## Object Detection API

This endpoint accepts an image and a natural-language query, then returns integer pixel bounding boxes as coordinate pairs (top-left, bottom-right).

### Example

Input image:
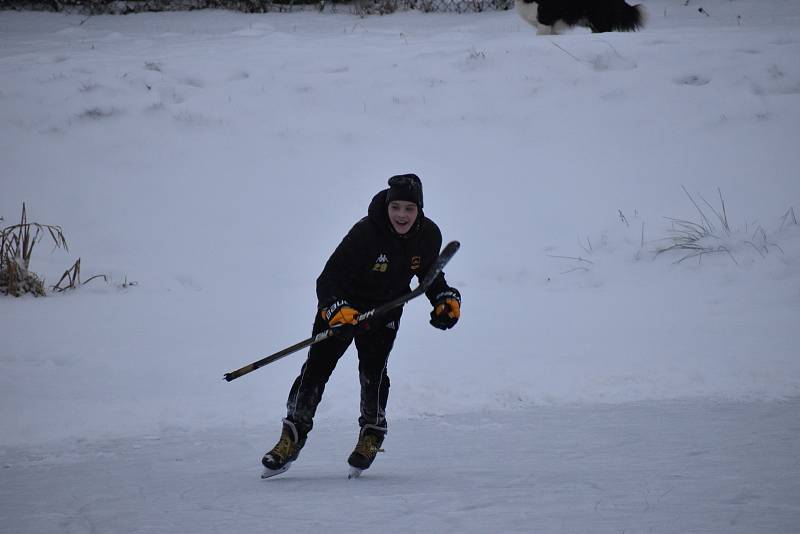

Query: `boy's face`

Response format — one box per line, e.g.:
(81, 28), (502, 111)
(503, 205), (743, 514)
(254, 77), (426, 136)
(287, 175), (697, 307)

(387, 200), (419, 235)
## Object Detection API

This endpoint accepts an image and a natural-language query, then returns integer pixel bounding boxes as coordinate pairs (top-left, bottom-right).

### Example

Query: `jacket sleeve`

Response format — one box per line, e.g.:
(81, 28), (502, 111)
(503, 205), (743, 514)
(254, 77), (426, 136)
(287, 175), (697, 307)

(421, 222), (459, 305)
(316, 221), (369, 309)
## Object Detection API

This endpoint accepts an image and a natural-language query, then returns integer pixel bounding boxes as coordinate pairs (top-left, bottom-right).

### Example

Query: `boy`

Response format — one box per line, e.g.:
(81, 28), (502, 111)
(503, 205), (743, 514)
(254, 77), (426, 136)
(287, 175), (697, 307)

(262, 174), (461, 478)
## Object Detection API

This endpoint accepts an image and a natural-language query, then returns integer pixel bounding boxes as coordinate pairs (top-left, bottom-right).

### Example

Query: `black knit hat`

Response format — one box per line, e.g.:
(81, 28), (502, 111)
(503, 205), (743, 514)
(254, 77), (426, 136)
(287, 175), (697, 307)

(386, 174), (423, 208)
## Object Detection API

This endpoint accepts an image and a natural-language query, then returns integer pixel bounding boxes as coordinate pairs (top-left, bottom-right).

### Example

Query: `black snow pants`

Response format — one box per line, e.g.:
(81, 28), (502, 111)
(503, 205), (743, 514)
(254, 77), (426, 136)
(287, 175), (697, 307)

(285, 312), (399, 440)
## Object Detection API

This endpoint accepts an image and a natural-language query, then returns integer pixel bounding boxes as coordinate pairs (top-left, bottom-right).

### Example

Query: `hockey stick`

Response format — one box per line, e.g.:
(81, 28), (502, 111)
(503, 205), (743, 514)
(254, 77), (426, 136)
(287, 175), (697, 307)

(223, 240), (460, 382)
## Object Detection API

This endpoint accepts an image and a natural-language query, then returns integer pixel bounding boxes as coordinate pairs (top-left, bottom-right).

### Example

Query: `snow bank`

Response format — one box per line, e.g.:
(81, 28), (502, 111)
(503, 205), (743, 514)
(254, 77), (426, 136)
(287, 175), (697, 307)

(1, 0), (799, 447)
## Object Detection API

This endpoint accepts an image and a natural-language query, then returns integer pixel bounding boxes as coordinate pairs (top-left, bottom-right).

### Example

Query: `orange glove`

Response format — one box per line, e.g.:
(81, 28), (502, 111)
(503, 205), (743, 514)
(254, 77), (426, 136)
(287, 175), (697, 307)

(322, 300), (360, 340)
(430, 289), (461, 330)
(322, 300), (359, 326)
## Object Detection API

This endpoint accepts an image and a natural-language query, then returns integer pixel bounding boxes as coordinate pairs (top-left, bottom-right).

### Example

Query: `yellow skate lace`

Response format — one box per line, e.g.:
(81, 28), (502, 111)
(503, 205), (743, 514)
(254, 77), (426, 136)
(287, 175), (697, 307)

(270, 433), (296, 461)
(354, 434), (385, 458)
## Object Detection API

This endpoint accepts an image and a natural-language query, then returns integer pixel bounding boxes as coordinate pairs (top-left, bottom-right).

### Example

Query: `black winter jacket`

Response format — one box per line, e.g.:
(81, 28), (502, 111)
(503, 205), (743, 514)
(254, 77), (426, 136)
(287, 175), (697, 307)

(316, 189), (455, 318)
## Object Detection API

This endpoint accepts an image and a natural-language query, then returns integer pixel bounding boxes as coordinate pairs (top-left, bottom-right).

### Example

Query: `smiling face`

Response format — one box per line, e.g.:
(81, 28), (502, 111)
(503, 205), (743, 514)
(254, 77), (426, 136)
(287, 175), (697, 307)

(387, 200), (419, 235)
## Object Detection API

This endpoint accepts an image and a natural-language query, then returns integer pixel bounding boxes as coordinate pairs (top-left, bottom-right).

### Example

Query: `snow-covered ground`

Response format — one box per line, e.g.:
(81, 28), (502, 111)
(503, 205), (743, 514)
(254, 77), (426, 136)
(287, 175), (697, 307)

(1, 1), (799, 531)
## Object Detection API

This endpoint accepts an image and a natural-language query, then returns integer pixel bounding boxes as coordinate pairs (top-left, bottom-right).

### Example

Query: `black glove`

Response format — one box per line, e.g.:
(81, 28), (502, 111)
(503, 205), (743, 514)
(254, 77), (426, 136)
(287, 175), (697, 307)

(321, 299), (360, 341)
(429, 289), (461, 330)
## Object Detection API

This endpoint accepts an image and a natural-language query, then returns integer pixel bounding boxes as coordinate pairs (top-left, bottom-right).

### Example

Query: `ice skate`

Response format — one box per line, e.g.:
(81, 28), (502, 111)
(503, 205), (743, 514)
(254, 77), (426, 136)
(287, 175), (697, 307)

(261, 420), (305, 479)
(347, 428), (384, 478)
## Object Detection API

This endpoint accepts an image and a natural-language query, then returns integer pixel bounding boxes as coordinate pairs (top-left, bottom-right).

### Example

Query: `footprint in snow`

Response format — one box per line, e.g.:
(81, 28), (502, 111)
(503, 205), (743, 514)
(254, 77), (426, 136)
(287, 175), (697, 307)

(675, 74), (710, 87)
(228, 70), (250, 82)
(180, 77), (205, 88)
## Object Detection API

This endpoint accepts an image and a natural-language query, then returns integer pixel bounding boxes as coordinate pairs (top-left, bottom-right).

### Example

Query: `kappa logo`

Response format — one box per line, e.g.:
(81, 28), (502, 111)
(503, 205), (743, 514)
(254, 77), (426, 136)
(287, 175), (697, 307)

(372, 253), (389, 273)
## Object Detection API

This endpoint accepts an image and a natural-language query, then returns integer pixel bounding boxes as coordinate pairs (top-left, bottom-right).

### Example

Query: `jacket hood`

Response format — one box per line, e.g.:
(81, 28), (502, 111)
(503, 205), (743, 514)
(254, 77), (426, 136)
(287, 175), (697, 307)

(368, 189), (424, 238)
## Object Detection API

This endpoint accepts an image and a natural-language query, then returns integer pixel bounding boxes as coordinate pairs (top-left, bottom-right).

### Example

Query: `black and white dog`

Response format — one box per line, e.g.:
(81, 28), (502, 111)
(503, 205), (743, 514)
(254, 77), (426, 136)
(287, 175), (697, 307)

(515, 0), (645, 35)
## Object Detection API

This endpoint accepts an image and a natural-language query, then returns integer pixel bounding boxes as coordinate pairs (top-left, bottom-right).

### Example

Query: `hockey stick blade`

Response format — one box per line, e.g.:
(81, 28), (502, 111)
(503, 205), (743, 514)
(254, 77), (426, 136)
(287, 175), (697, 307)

(223, 240), (460, 382)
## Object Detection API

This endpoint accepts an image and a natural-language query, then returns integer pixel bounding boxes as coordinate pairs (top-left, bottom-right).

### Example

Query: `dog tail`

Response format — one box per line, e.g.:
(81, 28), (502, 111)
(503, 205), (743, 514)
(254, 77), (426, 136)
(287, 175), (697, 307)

(612, 2), (646, 32)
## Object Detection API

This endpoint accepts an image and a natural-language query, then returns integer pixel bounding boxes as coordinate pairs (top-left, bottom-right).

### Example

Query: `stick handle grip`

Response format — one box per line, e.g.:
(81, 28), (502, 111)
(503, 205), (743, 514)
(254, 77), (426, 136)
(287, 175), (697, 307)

(223, 364), (257, 382)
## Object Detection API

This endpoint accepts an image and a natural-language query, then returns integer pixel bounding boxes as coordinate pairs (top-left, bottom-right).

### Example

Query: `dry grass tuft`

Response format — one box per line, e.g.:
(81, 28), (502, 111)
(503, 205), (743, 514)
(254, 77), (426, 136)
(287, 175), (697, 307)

(780, 207), (797, 230)
(2, 204), (113, 297)
(654, 187), (788, 265)
(52, 258), (108, 292)
(1, 203), (68, 297)
(654, 187), (737, 264)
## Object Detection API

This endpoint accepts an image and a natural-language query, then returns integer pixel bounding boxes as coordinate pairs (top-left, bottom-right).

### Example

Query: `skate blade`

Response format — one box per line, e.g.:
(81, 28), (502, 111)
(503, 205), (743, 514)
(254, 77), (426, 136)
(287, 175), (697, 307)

(347, 466), (363, 479)
(261, 463), (291, 479)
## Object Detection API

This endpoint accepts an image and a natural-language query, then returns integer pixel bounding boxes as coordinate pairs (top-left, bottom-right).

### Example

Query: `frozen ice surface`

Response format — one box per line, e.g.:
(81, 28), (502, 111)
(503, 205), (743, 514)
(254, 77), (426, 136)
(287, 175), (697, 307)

(2, 400), (798, 533)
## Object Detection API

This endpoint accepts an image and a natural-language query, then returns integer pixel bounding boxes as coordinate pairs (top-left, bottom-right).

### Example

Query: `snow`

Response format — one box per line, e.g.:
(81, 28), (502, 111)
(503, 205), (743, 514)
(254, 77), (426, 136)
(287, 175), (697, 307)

(1, 1), (799, 531)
